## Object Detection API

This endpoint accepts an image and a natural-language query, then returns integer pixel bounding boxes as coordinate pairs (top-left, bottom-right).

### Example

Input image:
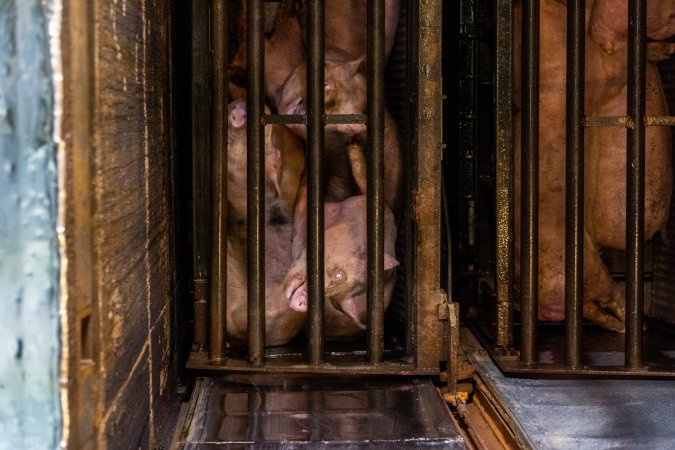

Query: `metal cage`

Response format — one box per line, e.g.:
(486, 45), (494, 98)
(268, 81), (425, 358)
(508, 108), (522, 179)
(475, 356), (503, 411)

(453, 0), (675, 377)
(186, 0), (453, 381)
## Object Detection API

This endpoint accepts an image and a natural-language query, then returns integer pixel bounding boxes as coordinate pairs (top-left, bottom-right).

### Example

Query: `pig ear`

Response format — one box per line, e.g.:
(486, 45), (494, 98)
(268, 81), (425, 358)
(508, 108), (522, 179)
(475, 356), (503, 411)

(344, 55), (366, 76)
(339, 297), (367, 330)
(264, 130), (282, 197)
(356, 244), (367, 261)
(324, 202), (343, 227)
(384, 252), (400, 271)
(356, 247), (399, 270)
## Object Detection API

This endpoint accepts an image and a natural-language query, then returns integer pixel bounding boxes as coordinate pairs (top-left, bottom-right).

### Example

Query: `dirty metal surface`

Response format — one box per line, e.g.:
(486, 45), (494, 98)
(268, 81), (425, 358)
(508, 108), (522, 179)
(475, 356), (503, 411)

(175, 377), (466, 449)
(475, 321), (675, 377)
(464, 331), (675, 450)
(187, 333), (440, 375)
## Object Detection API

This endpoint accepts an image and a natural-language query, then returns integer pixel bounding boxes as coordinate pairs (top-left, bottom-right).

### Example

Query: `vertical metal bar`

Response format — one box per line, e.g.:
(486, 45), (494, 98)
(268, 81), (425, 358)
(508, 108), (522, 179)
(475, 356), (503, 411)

(306, 0), (325, 365)
(192, 0), (210, 350)
(247, 0), (265, 365)
(495, 0), (514, 349)
(520, 0), (539, 365)
(367, 0), (386, 364)
(404, 0), (416, 362)
(626, 0), (646, 369)
(193, 284), (208, 351)
(209, 0), (228, 361)
(564, 0), (585, 369)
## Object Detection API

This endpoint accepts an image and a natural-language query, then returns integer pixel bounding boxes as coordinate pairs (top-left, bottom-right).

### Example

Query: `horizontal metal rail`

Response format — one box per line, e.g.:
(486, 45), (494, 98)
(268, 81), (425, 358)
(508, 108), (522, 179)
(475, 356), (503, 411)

(584, 115), (675, 128)
(265, 113), (366, 125)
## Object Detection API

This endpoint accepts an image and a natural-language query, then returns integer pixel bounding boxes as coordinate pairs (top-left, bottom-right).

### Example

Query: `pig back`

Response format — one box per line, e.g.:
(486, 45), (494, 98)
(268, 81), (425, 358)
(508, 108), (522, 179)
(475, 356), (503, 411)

(296, 0), (400, 61)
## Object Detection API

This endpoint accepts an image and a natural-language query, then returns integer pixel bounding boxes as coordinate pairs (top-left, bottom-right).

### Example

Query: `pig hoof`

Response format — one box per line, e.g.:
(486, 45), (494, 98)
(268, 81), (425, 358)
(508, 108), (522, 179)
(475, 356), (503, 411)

(647, 42), (675, 62)
(583, 301), (625, 333)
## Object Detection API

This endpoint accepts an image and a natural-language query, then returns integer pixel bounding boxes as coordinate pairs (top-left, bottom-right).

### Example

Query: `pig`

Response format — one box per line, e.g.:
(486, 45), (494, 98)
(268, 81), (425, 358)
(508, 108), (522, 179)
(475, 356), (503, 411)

(276, 49), (404, 214)
(513, 0), (673, 332)
(283, 138), (399, 341)
(283, 194), (399, 341)
(228, 0), (305, 106)
(296, 0), (401, 61)
(225, 100), (308, 346)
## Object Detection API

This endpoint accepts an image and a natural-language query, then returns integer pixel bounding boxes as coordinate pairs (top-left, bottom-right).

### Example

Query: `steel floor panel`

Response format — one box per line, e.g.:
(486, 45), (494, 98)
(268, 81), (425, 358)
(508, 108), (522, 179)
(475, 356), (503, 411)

(463, 330), (675, 449)
(174, 377), (466, 449)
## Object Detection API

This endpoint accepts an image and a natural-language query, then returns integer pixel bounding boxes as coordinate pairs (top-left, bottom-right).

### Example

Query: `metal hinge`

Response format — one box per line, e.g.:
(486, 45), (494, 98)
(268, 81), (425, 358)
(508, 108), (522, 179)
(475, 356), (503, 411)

(437, 294), (460, 398)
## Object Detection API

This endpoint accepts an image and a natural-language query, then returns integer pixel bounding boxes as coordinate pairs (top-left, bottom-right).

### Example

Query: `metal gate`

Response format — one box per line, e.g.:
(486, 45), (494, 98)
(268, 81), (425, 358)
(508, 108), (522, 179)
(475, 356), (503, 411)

(452, 0), (675, 377)
(186, 0), (453, 382)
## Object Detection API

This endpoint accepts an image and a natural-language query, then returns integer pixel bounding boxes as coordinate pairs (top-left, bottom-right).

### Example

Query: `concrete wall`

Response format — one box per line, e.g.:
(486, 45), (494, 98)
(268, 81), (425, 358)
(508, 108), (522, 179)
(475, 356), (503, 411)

(0, 1), (61, 448)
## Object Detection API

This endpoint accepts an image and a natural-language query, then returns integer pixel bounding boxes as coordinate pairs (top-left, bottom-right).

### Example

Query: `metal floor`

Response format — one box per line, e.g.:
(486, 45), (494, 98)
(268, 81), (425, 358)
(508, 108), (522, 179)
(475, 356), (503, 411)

(174, 376), (466, 449)
(463, 330), (675, 450)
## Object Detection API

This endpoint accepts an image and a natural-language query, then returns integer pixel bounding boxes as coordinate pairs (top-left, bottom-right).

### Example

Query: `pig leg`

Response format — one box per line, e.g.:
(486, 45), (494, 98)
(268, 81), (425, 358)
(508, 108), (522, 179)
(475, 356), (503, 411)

(347, 135), (367, 195)
(291, 175), (308, 260)
(583, 232), (626, 333)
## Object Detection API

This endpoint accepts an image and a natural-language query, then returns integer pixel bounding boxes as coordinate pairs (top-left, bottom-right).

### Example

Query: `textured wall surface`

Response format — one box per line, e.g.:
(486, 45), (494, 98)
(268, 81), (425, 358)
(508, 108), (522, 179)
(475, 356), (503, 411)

(0, 1), (61, 449)
(59, 0), (179, 448)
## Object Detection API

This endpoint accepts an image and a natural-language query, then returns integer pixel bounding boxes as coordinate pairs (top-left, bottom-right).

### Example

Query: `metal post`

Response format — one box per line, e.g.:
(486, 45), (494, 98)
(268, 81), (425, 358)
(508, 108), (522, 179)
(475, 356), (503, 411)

(564, 0), (585, 369)
(367, 0), (386, 364)
(495, 0), (514, 349)
(209, 0), (228, 362)
(306, 0), (326, 365)
(520, 0), (539, 365)
(247, 0), (265, 365)
(626, 0), (646, 369)
(192, 0), (210, 351)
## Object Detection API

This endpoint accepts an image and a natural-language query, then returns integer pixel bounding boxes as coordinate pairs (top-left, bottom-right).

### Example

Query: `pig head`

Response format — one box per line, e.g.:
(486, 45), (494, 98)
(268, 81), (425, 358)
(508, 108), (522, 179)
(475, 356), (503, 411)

(277, 49), (404, 214)
(283, 195), (399, 341)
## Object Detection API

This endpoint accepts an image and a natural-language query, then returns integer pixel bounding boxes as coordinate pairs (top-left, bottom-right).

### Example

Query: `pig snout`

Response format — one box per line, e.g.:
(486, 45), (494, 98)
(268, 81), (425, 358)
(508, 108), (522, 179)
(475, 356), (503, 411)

(284, 272), (308, 312)
(229, 102), (247, 128)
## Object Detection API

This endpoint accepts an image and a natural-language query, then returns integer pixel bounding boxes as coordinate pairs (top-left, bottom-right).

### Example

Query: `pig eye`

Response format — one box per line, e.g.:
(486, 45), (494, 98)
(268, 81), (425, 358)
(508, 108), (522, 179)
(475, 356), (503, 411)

(333, 270), (346, 282)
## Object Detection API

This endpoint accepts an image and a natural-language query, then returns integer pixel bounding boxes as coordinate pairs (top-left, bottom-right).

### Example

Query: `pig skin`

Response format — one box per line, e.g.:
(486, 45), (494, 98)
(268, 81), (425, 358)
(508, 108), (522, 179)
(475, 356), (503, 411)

(225, 101), (308, 346)
(228, 0), (305, 107)
(590, 0), (675, 54)
(295, 0), (401, 61)
(514, 0), (673, 332)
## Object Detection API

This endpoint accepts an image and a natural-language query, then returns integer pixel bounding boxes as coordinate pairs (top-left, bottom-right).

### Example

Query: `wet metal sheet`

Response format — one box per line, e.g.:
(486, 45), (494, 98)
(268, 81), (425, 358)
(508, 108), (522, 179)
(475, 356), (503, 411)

(464, 335), (675, 450)
(175, 377), (465, 449)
